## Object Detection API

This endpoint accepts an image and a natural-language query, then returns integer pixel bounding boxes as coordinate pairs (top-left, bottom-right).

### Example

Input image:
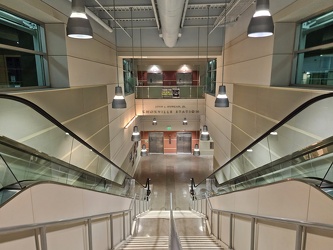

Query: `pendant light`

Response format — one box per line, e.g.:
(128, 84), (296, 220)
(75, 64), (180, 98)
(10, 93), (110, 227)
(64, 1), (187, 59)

(152, 118), (157, 125)
(247, 0), (274, 38)
(193, 27), (201, 157)
(183, 118), (188, 125)
(131, 125), (141, 141)
(112, 0), (127, 109)
(193, 144), (200, 156)
(215, 6), (229, 108)
(141, 144), (148, 156)
(66, 0), (93, 39)
(200, 125), (210, 141)
(139, 28), (147, 156)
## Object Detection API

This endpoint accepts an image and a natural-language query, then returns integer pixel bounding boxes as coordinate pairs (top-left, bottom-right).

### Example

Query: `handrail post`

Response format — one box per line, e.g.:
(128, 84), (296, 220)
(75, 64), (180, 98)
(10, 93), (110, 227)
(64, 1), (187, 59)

(40, 226), (48, 250)
(122, 212), (126, 240)
(88, 219), (93, 250)
(295, 225), (303, 250)
(229, 214), (233, 249)
(217, 211), (220, 240)
(110, 215), (114, 249)
(250, 218), (256, 250)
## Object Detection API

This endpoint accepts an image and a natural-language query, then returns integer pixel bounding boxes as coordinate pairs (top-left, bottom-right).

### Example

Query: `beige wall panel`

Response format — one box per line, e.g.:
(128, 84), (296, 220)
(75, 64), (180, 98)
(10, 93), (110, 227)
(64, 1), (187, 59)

(0, 231), (36, 250)
(271, 54), (294, 86)
(67, 57), (115, 87)
(48, 56), (70, 87)
(233, 217), (252, 250)
(66, 37), (114, 66)
(88, 126), (110, 154)
(31, 184), (85, 223)
(234, 187), (259, 214)
(257, 181), (310, 220)
(226, 56), (273, 85)
(0, 189), (34, 227)
(307, 187), (333, 224)
(305, 228), (333, 250)
(91, 221), (110, 250)
(257, 222), (296, 250)
(213, 142), (229, 170)
(220, 213), (231, 246)
(205, 93), (232, 121)
(210, 192), (235, 212)
(231, 124), (254, 152)
(45, 23), (67, 56)
(47, 224), (86, 250)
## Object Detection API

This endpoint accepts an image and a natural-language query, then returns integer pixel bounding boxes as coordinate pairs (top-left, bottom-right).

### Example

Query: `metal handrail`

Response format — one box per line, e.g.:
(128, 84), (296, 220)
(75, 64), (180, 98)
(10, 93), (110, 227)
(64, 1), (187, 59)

(169, 193), (182, 250)
(191, 191), (333, 250)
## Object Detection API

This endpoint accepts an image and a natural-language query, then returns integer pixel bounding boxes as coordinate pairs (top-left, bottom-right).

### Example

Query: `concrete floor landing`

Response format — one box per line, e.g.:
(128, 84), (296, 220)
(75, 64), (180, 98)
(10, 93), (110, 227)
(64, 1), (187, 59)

(134, 154), (214, 210)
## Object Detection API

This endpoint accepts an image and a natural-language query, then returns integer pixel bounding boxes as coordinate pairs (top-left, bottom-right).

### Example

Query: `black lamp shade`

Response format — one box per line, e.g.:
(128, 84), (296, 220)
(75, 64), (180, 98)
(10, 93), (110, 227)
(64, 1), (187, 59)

(215, 85), (229, 107)
(131, 126), (141, 141)
(67, 17), (93, 39)
(200, 125), (210, 141)
(141, 144), (148, 156)
(247, 15), (274, 37)
(183, 118), (188, 125)
(152, 118), (157, 125)
(112, 86), (127, 109)
(193, 144), (200, 156)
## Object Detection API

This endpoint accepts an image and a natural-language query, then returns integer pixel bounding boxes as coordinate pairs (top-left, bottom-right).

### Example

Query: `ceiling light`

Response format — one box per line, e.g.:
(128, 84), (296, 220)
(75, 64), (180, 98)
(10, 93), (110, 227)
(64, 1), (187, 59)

(193, 144), (200, 156)
(247, 148), (253, 152)
(200, 125), (210, 141)
(66, 0), (93, 39)
(247, 0), (274, 38)
(131, 126), (141, 141)
(270, 131), (278, 135)
(215, 85), (229, 107)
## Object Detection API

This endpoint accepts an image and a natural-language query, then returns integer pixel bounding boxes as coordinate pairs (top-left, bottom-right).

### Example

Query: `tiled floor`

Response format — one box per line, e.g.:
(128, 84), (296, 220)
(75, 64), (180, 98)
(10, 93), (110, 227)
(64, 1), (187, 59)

(134, 154), (214, 210)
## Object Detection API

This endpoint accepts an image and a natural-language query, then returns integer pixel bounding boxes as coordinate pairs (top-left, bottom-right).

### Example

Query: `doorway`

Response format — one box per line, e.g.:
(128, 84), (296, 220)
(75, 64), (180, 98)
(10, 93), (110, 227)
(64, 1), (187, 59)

(177, 132), (192, 154)
(149, 132), (164, 154)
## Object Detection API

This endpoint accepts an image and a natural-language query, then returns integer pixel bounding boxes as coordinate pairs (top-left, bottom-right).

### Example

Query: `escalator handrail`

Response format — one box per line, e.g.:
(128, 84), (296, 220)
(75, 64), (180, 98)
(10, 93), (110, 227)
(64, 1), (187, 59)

(0, 94), (144, 187)
(196, 91), (333, 187)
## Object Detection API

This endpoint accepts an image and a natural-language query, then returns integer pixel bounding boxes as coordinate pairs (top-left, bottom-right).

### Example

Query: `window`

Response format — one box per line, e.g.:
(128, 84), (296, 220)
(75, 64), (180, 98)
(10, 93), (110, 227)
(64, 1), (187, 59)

(123, 59), (136, 95)
(0, 9), (48, 88)
(205, 59), (216, 95)
(294, 10), (333, 86)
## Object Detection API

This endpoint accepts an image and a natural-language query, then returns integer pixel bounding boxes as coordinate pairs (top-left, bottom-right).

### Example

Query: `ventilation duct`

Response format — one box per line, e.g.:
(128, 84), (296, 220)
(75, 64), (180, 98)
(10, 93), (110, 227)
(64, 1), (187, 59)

(156, 0), (186, 47)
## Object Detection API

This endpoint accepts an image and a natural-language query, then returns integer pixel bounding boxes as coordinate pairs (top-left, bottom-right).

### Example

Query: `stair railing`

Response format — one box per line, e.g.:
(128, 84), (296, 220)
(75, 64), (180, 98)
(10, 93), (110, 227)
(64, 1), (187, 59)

(169, 192), (182, 250)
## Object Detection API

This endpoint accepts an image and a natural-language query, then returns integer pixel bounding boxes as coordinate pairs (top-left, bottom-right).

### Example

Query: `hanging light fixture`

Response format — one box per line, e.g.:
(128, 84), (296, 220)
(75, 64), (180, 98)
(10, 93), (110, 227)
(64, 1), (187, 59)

(200, 125), (210, 141)
(138, 28), (148, 156)
(193, 27), (201, 157)
(152, 118), (157, 125)
(193, 144), (200, 156)
(247, 0), (274, 38)
(131, 126), (141, 141)
(215, 6), (229, 108)
(141, 144), (148, 156)
(112, 0), (127, 109)
(66, 0), (93, 39)
(183, 118), (188, 125)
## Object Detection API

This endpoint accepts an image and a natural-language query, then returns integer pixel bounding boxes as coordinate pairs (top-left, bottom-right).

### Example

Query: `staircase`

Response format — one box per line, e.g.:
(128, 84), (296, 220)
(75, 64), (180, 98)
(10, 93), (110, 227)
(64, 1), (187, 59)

(180, 236), (223, 249)
(120, 236), (168, 249)
(119, 210), (224, 250)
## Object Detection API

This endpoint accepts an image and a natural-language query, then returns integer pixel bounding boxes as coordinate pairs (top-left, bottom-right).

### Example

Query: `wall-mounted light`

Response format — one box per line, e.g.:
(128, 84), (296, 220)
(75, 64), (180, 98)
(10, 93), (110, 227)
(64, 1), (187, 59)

(66, 0), (93, 39)
(152, 118), (157, 125)
(200, 125), (210, 141)
(131, 126), (141, 141)
(148, 65), (161, 73)
(247, 0), (274, 38)
(183, 118), (188, 125)
(124, 115), (138, 129)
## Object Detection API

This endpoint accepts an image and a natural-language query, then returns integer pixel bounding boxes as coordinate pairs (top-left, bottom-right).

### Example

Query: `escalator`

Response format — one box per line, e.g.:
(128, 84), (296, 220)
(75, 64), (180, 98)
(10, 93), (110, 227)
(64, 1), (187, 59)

(192, 92), (333, 199)
(0, 94), (144, 207)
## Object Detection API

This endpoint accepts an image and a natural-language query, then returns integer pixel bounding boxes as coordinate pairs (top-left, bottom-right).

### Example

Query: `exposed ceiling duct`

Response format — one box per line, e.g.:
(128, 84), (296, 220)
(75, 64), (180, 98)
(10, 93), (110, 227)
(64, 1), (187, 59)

(156, 0), (186, 48)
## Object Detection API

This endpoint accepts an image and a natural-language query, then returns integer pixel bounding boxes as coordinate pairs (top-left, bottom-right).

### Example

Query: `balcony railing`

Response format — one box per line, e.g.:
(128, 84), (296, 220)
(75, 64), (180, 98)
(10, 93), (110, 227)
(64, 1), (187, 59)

(135, 86), (205, 99)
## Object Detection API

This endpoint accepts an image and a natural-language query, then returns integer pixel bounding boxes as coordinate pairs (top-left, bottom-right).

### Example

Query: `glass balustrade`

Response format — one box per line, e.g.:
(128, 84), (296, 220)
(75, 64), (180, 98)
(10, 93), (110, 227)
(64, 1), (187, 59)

(193, 93), (333, 198)
(135, 85), (205, 99)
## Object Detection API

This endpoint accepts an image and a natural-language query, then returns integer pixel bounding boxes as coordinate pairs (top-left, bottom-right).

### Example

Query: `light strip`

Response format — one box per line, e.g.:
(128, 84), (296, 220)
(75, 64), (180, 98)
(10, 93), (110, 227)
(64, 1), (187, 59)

(124, 115), (138, 129)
